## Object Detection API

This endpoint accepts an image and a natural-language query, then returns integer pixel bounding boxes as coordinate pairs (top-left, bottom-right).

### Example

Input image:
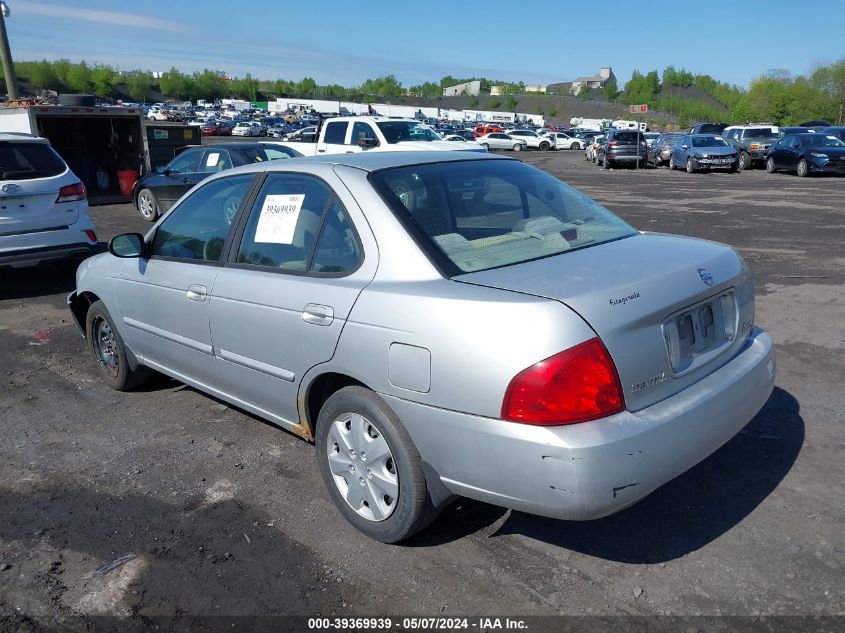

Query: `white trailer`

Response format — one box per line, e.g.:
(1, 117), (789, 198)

(0, 103), (149, 204)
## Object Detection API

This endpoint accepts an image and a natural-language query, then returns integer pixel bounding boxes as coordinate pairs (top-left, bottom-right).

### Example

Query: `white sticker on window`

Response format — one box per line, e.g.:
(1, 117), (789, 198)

(254, 194), (305, 244)
(205, 152), (220, 167)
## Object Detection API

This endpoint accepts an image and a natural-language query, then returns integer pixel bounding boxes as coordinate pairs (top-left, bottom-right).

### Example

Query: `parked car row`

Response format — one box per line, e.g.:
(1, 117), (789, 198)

(584, 123), (845, 176)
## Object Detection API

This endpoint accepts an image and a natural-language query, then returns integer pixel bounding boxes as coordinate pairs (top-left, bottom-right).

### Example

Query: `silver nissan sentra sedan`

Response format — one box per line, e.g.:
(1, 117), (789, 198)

(68, 151), (775, 543)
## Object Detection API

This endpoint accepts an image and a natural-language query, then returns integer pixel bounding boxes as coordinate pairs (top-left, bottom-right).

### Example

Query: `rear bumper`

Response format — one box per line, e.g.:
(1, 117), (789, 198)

(382, 328), (775, 520)
(0, 224), (97, 268)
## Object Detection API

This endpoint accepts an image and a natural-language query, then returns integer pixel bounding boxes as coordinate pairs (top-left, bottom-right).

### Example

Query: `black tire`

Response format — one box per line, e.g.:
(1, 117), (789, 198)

(538, 141), (550, 151)
(686, 157), (696, 174)
(513, 143), (523, 152)
(730, 160), (740, 173)
(739, 151), (752, 171)
(85, 300), (150, 391)
(571, 142), (580, 150)
(603, 157), (611, 169)
(58, 93), (96, 107)
(315, 386), (437, 543)
(796, 158), (809, 177)
(480, 142), (489, 150)
(766, 157), (776, 173)
(136, 188), (159, 222)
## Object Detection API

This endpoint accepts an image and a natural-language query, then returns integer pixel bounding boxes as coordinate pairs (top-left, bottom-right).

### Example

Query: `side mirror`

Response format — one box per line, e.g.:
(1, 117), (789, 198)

(681, 144), (689, 149)
(155, 165), (167, 174)
(357, 136), (378, 148)
(109, 233), (146, 258)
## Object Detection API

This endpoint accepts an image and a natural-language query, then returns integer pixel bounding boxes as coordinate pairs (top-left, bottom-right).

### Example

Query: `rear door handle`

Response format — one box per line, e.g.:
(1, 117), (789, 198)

(302, 303), (334, 326)
(186, 284), (208, 302)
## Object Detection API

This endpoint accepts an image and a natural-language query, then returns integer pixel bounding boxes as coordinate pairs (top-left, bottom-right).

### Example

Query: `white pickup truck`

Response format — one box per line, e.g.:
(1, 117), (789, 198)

(275, 116), (486, 156)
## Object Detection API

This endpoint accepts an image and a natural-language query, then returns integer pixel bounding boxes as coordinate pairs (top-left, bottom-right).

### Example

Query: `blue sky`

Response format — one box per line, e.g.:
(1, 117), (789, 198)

(7, 0), (845, 88)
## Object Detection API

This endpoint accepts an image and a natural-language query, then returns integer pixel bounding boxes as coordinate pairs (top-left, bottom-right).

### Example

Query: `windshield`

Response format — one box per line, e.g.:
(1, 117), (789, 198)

(804, 135), (845, 147)
(696, 124), (726, 134)
(370, 159), (637, 275)
(377, 121), (441, 143)
(0, 141), (67, 180)
(691, 136), (729, 147)
(745, 128), (776, 138)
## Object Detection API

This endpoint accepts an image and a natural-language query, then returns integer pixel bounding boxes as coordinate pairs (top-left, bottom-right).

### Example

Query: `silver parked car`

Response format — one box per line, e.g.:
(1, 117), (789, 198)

(475, 132), (527, 151)
(68, 152), (775, 543)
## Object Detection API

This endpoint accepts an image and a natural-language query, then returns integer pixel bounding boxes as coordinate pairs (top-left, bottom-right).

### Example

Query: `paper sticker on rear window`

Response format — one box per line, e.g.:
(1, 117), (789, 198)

(205, 152), (220, 167)
(254, 194), (304, 244)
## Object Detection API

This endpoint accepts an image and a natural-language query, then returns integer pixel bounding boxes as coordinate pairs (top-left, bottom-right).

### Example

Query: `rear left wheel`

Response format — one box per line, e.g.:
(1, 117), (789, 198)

(316, 387), (437, 543)
(85, 300), (150, 391)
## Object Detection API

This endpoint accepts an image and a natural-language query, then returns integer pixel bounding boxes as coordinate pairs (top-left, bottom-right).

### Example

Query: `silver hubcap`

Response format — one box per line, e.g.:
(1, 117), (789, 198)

(798, 161), (807, 176)
(327, 412), (398, 522)
(138, 192), (154, 219)
(93, 318), (119, 377)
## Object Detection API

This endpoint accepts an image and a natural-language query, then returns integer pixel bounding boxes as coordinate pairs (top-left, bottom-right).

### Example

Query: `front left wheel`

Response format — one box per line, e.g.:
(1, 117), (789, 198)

(796, 158), (809, 177)
(315, 386), (437, 543)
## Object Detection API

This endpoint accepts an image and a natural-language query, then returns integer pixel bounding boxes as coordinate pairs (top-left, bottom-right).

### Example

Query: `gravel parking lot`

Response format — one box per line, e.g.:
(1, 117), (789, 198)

(1, 147), (843, 628)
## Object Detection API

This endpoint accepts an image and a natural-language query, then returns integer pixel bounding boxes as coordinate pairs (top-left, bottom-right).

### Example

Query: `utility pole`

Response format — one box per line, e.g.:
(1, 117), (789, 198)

(0, 3), (17, 99)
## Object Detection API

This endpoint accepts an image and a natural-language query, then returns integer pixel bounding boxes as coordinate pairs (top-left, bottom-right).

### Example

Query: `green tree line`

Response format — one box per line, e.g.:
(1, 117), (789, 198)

(606, 62), (845, 126)
(5, 58), (844, 126)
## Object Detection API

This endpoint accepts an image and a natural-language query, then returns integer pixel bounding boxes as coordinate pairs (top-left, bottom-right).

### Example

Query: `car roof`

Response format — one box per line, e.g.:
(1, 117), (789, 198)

(217, 150), (509, 178)
(0, 132), (49, 143)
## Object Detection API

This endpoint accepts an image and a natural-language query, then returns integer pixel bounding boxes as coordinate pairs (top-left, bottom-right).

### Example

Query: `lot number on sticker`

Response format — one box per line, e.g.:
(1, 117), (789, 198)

(254, 194), (305, 244)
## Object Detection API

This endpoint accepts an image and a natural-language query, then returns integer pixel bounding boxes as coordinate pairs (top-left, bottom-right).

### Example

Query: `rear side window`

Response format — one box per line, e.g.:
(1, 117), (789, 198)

(234, 173), (362, 275)
(0, 141), (67, 180)
(323, 122), (347, 144)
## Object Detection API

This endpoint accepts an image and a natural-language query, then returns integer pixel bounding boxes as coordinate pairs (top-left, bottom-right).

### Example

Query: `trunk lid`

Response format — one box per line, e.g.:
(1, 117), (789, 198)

(454, 233), (754, 411)
(0, 176), (78, 233)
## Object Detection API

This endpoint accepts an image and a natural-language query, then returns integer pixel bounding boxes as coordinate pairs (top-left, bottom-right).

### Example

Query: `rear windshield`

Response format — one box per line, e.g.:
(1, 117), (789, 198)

(612, 132), (640, 142)
(370, 159), (637, 275)
(0, 141), (67, 180)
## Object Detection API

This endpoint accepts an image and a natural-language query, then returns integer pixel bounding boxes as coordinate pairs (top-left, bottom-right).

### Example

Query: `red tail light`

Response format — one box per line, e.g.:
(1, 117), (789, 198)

(56, 182), (86, 203)
(607, 141), (617, 147)
(84, 229), (97, 242)
(501, 338), (625, 426)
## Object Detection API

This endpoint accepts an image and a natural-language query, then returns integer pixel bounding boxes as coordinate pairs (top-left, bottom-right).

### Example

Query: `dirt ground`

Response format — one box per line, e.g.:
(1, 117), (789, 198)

(1, 149), (843, 632)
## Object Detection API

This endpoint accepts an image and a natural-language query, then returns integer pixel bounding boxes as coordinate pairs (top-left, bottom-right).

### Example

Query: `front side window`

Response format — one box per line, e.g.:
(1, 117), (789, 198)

(152, 174), (254, 262)
(370, 159), (636, 275)
(167, 149), (201, 174)
(376, 121), (440, 143)
(351, 122), (378, 146)
(235, 173), (361, 275)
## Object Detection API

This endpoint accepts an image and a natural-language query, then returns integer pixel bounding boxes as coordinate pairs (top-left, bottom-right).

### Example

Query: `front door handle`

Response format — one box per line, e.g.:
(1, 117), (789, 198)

(186, 284), (208, 302)
(302, 303), (334, 326)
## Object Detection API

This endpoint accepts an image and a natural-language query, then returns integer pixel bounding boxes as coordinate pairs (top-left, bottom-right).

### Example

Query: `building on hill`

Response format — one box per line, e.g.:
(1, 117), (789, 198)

(569, 67), (615, 95)
(442, 80), (482, 97)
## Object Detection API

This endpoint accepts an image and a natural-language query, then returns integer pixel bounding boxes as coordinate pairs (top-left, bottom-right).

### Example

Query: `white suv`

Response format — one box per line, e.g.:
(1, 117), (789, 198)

(0, 134), (97, 268)
(506, 129), (554, 150)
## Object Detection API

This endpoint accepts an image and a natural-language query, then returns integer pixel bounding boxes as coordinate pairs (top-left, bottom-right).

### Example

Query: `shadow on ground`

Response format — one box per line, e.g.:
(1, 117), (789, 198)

(0, 485), (350, 624)
(412, 387), (803, 562)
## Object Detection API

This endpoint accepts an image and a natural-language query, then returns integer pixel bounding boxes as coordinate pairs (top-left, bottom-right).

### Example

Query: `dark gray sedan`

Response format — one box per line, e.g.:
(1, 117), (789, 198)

(671, 135), (739, 173)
